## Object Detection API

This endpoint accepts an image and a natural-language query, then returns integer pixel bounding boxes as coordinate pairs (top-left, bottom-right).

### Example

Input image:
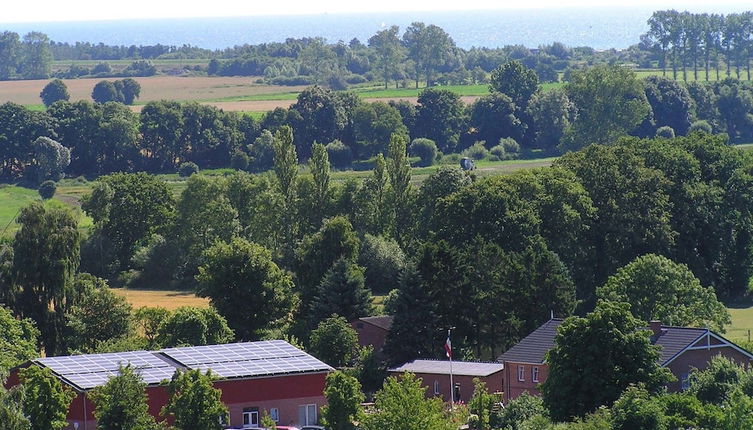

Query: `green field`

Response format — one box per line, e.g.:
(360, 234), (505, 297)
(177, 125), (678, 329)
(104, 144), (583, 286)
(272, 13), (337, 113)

(0, 184), (92, 237)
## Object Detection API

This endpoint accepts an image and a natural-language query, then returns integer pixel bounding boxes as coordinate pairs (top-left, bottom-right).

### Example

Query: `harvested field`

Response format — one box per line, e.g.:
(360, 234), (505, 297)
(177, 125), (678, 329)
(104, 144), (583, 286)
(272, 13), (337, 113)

(0, 76), (307, 106)
(112, 289), (209, 311)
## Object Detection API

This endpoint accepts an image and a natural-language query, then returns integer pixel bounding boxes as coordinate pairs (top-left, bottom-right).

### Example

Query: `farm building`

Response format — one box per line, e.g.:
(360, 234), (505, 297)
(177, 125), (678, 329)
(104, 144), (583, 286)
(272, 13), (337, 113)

(388, 359), (504, 403)
(351, 315), (393, 359)
(497, 318), (753, 403)
(6, 340), (332, 429)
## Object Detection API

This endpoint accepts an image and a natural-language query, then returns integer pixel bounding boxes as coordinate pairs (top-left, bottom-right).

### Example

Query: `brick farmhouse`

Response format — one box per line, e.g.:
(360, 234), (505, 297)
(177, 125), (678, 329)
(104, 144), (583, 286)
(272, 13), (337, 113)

(497, 318), (753, 403)
(7, 340), (332, 429)
(388, 359), (504, 403)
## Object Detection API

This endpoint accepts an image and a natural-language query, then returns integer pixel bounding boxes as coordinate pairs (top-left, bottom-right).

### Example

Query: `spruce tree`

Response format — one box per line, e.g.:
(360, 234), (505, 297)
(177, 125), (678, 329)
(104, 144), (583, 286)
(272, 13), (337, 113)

(311, 258), (374, 328)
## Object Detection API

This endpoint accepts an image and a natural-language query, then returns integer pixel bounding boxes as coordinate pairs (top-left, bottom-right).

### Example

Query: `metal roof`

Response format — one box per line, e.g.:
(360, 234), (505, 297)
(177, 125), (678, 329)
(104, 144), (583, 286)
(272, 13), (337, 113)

(34, 340), (332, 391)
(357, 316), (394, 331)
(389, 359), (504, 377)
(497, 319), (563, 364)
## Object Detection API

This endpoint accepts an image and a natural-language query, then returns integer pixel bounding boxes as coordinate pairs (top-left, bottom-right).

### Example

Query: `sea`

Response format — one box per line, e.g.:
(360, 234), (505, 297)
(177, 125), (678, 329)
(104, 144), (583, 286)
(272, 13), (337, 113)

(1, 6), (751, 51)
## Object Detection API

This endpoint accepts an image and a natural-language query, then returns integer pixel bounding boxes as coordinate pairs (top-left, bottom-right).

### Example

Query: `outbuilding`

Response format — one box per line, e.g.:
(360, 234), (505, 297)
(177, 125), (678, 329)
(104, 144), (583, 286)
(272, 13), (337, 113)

(7, 340), (332, 429)
(388, 359), (504, 403)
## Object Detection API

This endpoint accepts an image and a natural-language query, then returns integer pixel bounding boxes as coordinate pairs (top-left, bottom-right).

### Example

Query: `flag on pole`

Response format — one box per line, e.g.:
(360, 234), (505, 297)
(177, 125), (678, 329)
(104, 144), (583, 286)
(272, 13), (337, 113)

(445, 332), (452, 358)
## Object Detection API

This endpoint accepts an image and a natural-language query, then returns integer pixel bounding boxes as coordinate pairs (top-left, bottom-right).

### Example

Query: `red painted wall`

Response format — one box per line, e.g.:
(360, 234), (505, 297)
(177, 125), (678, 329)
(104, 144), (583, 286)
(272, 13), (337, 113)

(389, 371), (504, 404)
(352, 321), (389, 358)
(665, 346), (753, 392)
(502, 362), (548, 403)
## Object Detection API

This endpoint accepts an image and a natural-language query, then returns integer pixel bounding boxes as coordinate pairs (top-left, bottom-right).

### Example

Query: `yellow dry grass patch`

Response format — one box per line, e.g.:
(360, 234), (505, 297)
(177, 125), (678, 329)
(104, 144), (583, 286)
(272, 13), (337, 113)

(112, 288), (209, 311)
(0, 76), (308, 106)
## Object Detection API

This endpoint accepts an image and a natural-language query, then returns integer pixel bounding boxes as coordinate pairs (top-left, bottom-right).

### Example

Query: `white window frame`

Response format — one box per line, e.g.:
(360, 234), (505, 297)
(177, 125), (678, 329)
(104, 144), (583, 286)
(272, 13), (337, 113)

(300, 403), (318, 426)
(243, 409), (260, 428)
(532, 366), (539, 383)
(270, 407), (280, 423)
(434, 380), (440, 395)
(517, 365), (525, 382)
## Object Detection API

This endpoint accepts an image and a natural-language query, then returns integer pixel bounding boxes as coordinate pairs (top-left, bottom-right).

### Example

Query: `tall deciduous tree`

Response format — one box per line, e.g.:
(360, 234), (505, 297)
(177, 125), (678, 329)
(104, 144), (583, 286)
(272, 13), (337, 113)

(321, 371), (364, 430)
(369, 26), (403, 89)
(597, 254), (730, 332)
(20, 366), (75, 430)
(90, 365), (160, 430)
(0, 305), (38, 370)
(0, 31), (21, 80)
(157, 306), (234, 348)
(414, 88), (466, 153)
(12, 203), (79, 355)
(39, 79), (70, 107)
(0, 376), (29, 430)
(562, 65), (650, 151)
(273, 125), (299, 264)
(20, 32), (52, 79)
(489, 60), (540, 108)
(309, 315), (359, 368)
(309, 142), (331, 227)
(386, 134), (413, 245)
(196, 237), (295, 340)
(541, 301), (673, 421)
(362, 373), (453, 430)
(162, 369), (228, 430)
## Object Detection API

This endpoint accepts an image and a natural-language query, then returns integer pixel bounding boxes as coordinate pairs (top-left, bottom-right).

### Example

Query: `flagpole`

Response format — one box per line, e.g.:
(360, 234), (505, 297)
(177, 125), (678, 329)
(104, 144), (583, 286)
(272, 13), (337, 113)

(448, 328), (454, 408)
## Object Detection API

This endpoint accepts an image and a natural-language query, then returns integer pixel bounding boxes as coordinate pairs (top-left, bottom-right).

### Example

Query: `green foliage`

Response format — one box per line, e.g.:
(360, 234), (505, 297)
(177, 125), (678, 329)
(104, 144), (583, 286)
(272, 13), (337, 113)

(260, 411), (277, 429)
(90, 365), (160, 430)
(527, 87), (576, 152)
(468, 378), (494, 430)
(133, 306), (170, 349)
(415, 88), (466, 153)
(92, 80), (121, 104)
(655, 126), (675, 138)
(562, 65), (650, 151)
(157, 306), (234, 348)
(469, 93), (526, 145)
(65, 273), (134, 353)
(309, 142), (331, 226)
(461, 142), (489, 160)
(610, 385), (667, 430)
(658, 392), (723, 429)
(309, 315), (359, 367)
(196, 237), (295, 340)
(688, 355), (753, 405)
(386, 133), (413, 244)
(37, 180), (56, 199)
(409, 138), (438, 167)
(39, 79), (69, 107)
(541, 301), (673, 421)
(489, 60), (540, 107)
(0, 375), (29, 430)
(321, 371), (364, 430)
(19, 366), (75, 430)
(325, 139), (353, 169)
(178, 161), (199, 177)
(357, 234), (407, 294)
(690, 120), (713, 134)
(311, 258), (374, 327)
(720, 389), (753, 429)
(493, 392), (548, 430)
(11, 202), (79, 355)
(597, 254), (730, 331)
(362, 372), (453, 430)
(29, 136), (70, 184)
(355, 345), (386, 394)
(273, 125), (299, 263)
(162, 369), (228, 430)
(0, 305), (38, 370)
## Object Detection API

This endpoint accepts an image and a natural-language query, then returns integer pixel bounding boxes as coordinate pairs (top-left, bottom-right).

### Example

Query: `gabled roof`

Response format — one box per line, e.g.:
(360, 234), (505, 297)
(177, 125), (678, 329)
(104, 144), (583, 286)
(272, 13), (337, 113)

(497, 319), (563, 364)
(496, 319), (753, 367)
(389, 359), (504, 377)
(31, 340), (332, 392)
(356, 315), (394, 331)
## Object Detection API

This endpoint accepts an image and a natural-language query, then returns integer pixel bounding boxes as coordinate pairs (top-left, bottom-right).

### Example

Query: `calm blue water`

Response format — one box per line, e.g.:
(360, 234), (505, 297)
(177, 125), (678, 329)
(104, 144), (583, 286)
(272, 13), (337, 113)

(1, 7), (750, 50)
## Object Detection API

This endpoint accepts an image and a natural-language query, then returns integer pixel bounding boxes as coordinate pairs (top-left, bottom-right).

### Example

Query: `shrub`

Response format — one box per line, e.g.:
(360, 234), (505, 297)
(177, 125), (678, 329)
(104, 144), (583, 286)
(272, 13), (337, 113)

(326, 140), (354, 169)
(500, 137), (521, 157)
(656, 126), (676, 139)
(178, 162), (199, 177)
(690, 120), (713, 134)
(38, 180), (57, 199)
(409, 138), (439, 167)
(489, 145), (506, 160)
(230, 151), (249, 171)
(462, 142), (489, 160)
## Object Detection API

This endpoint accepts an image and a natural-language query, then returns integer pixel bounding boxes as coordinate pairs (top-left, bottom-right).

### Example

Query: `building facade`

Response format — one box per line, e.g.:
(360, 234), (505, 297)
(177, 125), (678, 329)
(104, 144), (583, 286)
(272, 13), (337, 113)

(388, 359), (504, 403)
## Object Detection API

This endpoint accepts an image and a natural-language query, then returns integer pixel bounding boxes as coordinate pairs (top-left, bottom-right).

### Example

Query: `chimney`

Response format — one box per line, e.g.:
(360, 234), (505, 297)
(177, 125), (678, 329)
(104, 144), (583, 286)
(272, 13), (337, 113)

(649, 320), (662, 337)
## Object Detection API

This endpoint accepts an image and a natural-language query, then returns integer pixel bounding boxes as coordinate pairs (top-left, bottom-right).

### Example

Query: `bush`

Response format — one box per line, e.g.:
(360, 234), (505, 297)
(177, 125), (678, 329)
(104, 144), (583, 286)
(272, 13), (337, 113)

(178, 162), (199, 177)
(500, 137), (521, 157)
(383, 289), (400, 315)
(409, 138), (439, 167)
(38, 180), (57, 199)
(326, 140), (354, 169)
(230, 151), (249, 171)
(462, 142), (489, 160)
(656, 126), (676, 139)
(358, 234), (407, 294)
(489, 145), (506, 161)
(690, 120), (713, 134)
(346, 74), (368, 84)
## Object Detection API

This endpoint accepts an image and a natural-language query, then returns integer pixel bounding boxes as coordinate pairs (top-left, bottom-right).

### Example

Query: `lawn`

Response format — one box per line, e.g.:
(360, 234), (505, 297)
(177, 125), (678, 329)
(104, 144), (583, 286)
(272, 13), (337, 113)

(0, 184), (91, 237)
(727, 304), (753, 344)
(111, 288), (209, 310)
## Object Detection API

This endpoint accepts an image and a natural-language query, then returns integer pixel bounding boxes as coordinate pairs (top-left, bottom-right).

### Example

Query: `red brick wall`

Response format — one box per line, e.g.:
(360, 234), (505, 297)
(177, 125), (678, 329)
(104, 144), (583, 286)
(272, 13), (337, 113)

(665, 346), (753, 392)
(389, 371), (504, 404)
(352, 321), (389, 358)
(502, 362), (548, 403)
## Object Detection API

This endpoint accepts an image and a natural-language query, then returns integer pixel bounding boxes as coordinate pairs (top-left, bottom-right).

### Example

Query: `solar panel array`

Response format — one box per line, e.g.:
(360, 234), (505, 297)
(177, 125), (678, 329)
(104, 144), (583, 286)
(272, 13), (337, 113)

(37, 350), (175, 390)
(160, 340), (332, 379)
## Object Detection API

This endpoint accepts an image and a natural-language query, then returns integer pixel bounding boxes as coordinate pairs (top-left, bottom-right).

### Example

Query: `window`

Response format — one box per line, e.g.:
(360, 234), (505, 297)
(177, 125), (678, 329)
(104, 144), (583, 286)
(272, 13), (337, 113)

(517, 365), (525, 382)
(434, 380), (440, 395)
(298, 404), (318, 426)
(243, 408), (259, 428)
(270, 408), (279, 423)
(532, 366), (539, 383)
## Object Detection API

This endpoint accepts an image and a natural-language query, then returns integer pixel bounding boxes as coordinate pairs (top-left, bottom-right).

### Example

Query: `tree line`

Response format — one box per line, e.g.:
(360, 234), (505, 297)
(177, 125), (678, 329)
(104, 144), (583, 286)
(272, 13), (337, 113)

(644, 10), (753, 81)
